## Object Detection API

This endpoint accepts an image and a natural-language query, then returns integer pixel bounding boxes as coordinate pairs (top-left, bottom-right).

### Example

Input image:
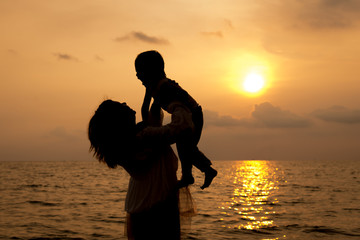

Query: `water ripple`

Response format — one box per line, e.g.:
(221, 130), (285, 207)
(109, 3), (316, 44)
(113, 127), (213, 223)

(1, 160), (359, 240)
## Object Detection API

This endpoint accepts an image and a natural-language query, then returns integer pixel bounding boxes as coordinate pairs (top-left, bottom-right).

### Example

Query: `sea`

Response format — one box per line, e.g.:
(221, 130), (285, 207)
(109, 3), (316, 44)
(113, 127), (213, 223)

(0, 159), (359, 240)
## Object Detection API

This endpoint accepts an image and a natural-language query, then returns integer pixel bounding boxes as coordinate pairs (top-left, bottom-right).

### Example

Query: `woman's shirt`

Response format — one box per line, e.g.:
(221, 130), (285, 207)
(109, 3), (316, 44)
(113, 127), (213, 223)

(125, 144), (178, 213)
(125, 104), (194, 213)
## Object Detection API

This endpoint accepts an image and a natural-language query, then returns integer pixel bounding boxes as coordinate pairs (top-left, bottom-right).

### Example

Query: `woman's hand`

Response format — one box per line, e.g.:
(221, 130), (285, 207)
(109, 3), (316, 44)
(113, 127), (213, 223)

(137, 103), (194, 145)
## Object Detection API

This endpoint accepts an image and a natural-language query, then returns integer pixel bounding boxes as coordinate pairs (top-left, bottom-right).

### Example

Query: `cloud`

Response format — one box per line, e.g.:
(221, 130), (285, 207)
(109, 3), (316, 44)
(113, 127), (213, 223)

(7, 49), (18, 55)
(224, 19), (234, 29)
(298, 2), (356, 30)
(251, 102), (311, 128)
(311, 105), (360, 124)
(45, 126), (83, 142)
(115, 31), (170, 45)
(254, 0), (360, 60)
(321, 0), (360, 12)
(204, 110), (251, 127)
(204, 102), (310, 129)
(258, 0), (360, 31)
(53, 53), (79, 61)
(201, 31), (223, 38)
(95, 55), (104, 61)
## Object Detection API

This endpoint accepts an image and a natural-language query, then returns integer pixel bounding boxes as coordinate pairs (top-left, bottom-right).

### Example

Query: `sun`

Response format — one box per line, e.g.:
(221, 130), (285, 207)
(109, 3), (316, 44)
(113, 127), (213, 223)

(243, 73), (265, 93)
(227, 55), (271, 96)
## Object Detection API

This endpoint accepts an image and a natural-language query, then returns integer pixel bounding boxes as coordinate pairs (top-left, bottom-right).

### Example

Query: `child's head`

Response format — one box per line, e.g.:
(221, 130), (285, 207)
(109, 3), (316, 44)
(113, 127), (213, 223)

(88, 99), (136, 168)
(135, 50), (166, 87)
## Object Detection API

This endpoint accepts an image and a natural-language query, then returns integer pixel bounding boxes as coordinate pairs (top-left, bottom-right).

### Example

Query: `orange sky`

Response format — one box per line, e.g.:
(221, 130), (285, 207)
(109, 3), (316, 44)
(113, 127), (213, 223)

(1, 0), (360, 161)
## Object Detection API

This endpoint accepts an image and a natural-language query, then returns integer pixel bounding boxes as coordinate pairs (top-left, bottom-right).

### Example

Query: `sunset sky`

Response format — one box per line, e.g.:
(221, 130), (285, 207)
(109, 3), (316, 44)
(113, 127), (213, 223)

(1, 0), (360, 162)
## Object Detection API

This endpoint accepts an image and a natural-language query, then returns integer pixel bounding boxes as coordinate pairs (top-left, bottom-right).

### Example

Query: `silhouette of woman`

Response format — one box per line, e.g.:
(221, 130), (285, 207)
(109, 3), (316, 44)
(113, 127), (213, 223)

(88, 99), (195, 240)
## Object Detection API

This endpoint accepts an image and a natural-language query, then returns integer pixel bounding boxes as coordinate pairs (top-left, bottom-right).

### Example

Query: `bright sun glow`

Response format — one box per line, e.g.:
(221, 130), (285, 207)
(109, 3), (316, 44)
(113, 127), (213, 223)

(243, 73), (265, 93)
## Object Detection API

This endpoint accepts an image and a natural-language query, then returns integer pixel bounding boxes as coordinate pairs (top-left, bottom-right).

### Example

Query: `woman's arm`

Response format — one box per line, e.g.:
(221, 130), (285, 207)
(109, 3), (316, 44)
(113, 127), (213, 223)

(137, 103), (194, 145)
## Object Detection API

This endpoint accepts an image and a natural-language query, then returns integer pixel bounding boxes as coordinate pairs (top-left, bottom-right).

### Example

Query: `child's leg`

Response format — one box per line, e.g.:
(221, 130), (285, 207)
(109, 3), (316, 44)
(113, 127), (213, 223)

(191, 106), (217, 189)
(176, 142), (195, 188)
(192, 148), (217, 189)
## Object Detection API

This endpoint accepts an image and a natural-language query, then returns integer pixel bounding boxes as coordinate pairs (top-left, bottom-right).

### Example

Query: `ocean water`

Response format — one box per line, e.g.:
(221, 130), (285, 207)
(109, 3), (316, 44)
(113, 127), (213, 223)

(0, 160), (359, 240)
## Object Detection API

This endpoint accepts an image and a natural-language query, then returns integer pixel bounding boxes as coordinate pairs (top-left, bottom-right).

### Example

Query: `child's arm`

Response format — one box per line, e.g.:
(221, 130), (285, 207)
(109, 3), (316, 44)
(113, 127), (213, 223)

(141, 88), (152, 123)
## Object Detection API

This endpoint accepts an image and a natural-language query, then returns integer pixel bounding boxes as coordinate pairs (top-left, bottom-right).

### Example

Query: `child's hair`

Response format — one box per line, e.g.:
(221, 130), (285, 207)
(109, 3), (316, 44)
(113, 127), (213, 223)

(88, 100), (136, 168)
(135, 50), (166, 79)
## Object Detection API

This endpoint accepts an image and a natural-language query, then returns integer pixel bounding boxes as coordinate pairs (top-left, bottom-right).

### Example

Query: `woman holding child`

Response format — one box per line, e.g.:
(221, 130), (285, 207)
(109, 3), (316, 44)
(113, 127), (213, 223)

(88, 100), (195, 239)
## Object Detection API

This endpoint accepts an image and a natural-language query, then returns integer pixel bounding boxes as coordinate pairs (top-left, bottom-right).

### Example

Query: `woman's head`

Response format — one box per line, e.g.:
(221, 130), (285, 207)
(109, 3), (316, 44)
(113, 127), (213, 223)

(88, 100), (136, 168)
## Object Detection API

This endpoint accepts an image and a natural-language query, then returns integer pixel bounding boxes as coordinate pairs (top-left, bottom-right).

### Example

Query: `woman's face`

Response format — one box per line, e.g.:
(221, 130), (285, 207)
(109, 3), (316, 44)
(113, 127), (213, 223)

(119, 102), (136, 123)
(119, 101), (135, 113)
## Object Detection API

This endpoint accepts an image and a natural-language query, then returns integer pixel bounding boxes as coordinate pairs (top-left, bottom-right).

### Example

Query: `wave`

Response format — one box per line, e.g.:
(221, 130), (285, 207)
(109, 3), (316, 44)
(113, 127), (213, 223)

(22, 184), (45, 188)
(26, 238), (85, 240)
(303, 226), (360, 237)
(343, 208), (360, 211)
(27, 200), (60, 206)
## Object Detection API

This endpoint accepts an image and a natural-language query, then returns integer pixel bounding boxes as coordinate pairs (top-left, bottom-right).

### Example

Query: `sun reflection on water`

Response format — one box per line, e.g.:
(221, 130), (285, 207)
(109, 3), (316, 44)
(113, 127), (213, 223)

(219, 161), (280, 231)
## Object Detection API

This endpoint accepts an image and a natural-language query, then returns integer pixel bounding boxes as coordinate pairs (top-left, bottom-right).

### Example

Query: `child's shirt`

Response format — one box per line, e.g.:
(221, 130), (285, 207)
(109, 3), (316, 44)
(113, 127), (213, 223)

(151, 78), (200, 114)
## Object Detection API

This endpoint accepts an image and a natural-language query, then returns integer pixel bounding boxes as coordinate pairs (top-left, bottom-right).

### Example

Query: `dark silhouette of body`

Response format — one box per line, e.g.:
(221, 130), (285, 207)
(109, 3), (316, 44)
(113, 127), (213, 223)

(135, 50), (217, 189)
(88, 100), (186, 239)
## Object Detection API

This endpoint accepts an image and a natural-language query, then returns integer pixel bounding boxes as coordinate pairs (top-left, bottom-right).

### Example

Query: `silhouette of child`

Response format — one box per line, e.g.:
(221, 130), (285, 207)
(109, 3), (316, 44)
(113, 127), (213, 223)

(135, 50), (217, 189)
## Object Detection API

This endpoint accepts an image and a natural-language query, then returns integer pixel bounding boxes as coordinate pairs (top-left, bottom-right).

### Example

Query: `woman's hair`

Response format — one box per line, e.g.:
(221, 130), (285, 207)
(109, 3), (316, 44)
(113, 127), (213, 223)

(88, 100), (136, 168)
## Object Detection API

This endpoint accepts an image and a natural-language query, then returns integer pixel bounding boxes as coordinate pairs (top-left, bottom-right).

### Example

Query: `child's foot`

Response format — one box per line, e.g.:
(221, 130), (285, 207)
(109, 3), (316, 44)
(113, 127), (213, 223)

(177, 175), (194, 189)
(200, 167), (217, 190)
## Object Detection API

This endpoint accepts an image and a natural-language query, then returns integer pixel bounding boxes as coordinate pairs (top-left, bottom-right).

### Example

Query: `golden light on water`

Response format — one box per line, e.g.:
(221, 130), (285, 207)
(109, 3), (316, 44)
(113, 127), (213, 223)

(219, 161), (280, 231)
